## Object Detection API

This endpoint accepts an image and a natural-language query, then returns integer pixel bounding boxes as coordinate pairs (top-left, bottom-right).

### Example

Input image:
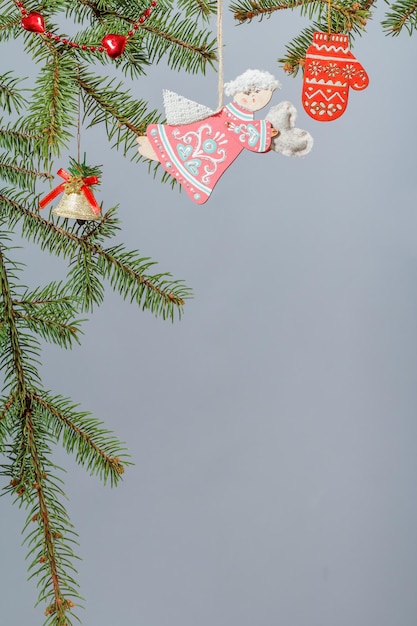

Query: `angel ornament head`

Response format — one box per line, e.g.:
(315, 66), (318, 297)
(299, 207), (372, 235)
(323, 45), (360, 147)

(224, 69), (280, 111)
(137, 69), (313, 204)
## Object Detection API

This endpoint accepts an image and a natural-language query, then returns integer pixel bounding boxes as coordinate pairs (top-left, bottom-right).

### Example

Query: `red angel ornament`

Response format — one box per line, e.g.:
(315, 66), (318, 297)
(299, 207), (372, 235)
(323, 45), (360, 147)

(137, 69), (313, 204)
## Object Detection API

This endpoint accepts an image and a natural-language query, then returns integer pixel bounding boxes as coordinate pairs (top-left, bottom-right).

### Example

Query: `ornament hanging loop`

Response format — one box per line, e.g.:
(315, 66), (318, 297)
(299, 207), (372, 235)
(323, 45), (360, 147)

(327, 0), (332, 36)
(77, 66), (82, 164)
(217, 0), (224, 110)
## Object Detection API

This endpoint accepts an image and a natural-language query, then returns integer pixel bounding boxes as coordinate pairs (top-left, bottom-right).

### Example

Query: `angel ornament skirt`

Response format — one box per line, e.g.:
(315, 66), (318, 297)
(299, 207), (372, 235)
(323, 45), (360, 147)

(146, 102), (272, 204)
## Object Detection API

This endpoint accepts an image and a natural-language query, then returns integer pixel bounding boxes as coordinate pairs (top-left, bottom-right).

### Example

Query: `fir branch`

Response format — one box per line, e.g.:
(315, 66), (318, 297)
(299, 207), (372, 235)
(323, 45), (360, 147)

(0, 391), (15, 420)
(13, 312), (81, 349)
(0, 122), (45, 156)
(78, 70), (156, 136)
(14, 290), (80, 308)
(382, 0), (417, 34)
(142, 12), (217, 72)
(66, 0), (129, 23)
(12, 288), (83, 349)
(0, 245), (30, 397)
(65, 245), (106, 311)
(232, 0), (305, 22)
(25, 407), (75, 623)
(231, 0), (371, 25)
(33, 391), (128, 487)
(0, 71), (27, 114)
(175, 0), (218, 20)
(0, 391), (15, 446)
(25, 49), (78, 157)
(0, 12), (21, 38)
(278, 23), (319, 76)
(0, 193), (190, 319)
(3, 394), (82, 625)
(77, 67), (161, 155)
(0, 156), (52, 191)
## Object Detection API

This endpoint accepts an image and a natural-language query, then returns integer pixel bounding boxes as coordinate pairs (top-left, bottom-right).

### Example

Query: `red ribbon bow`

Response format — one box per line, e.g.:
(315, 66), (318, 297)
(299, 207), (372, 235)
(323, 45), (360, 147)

(39, 168), (101, 214)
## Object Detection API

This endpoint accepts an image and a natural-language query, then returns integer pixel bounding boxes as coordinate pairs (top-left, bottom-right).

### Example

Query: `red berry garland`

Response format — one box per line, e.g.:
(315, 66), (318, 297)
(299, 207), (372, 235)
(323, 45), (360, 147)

(15, 0), (157, 58)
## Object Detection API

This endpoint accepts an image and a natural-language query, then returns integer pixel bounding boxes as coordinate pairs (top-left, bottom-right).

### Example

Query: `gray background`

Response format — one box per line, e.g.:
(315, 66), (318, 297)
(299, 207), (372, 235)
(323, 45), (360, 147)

(2, 3), (417, 625)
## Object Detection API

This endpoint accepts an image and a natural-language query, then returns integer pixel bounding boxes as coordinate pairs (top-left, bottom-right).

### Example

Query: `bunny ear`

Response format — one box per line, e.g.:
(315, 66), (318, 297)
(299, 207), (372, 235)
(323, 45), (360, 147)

(266, 100), (314, 157)
(163, 90), (214, 125)
(265, 101), (298, 131)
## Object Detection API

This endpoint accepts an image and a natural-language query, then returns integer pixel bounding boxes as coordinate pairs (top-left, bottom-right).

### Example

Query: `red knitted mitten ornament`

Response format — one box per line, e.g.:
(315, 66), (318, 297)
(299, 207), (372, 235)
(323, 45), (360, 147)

(302, 32), (369, 122)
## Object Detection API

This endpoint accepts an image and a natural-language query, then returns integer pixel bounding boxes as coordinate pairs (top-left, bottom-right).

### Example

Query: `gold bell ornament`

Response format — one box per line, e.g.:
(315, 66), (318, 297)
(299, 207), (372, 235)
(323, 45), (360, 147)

(39, 165), (102, 221)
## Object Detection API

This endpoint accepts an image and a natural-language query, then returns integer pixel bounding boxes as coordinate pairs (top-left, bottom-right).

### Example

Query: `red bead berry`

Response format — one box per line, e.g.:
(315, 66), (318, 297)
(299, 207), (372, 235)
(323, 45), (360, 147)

(21, 12), (45, 33)
(128, 30), (134, 36)
(101, 34), (126, 58)
(133, 24), (139, 29)
(89, 46), (96, 51)
(151, 1), (157, 6)
(139, 16), (145, 23)
(54, 35), (60, 41)
(98, 46), (105, 52)
(145, 8), (152, 16)
(82, 45), (88, 50)
(46, 32), (52, 38)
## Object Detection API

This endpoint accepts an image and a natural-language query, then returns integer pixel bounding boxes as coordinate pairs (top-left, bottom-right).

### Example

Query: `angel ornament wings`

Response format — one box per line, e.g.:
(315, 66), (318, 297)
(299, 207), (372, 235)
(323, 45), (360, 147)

(137, 69), (314, 204)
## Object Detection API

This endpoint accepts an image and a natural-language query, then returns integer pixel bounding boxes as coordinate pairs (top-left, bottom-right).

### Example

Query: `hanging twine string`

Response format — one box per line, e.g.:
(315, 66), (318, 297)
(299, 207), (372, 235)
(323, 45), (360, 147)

(77, 67), (82, 163)
(217, 0), (224, 110)
(327, 0), (332, 34)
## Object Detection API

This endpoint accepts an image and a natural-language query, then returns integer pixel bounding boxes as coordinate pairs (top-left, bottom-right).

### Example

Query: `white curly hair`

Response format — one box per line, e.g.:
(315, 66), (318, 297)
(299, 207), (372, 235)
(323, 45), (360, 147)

(224, 69), (281, 96)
